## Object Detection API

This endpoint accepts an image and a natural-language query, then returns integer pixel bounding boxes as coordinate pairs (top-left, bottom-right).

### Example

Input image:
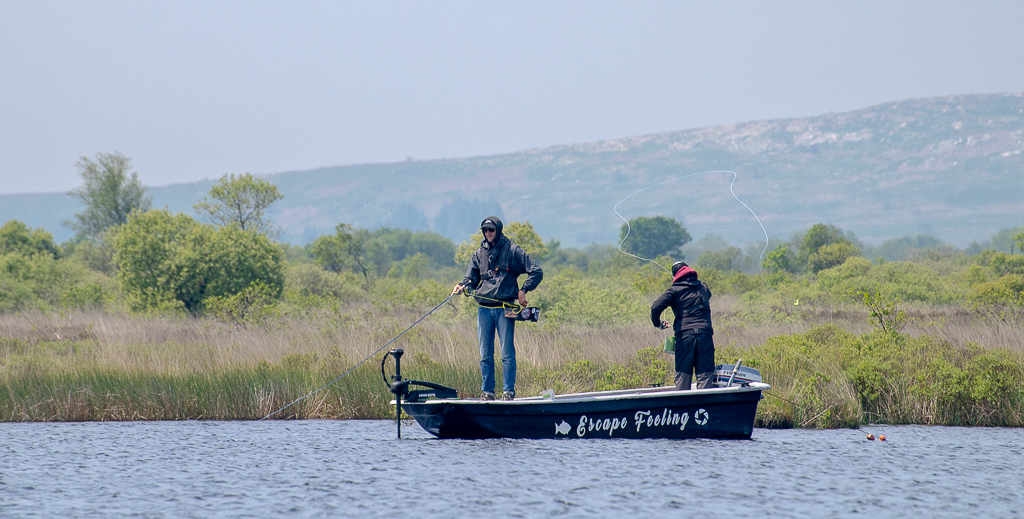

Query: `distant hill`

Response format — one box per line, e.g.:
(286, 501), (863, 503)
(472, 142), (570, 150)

(3, 93), (1022, 248)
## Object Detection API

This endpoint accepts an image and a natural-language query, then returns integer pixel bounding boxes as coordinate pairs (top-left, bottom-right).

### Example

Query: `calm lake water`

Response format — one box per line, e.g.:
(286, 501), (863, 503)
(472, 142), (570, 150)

(1, 420), (1021, 518)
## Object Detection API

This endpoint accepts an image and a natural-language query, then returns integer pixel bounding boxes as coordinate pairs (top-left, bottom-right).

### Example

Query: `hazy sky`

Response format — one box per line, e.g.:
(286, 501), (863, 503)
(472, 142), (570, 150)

(2, 1), (1023, 195)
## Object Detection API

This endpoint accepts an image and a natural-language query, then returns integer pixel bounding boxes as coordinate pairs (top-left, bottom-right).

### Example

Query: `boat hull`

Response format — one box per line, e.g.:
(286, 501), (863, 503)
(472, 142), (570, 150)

(401, 384), (767, 440)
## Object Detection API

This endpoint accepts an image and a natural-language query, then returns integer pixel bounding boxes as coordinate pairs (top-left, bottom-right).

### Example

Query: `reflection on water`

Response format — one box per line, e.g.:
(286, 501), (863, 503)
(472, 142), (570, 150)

(0, 420), (1021, 518)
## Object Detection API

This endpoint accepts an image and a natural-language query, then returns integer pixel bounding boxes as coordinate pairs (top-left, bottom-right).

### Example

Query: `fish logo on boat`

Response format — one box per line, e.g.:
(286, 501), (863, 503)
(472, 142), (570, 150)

(694, 409), (709, 425)
(555, 420), (572, 435)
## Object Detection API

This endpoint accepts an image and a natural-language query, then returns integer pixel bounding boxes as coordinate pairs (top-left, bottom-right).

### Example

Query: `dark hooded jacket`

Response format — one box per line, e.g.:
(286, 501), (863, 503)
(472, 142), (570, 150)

(650, 266), (713, 335)
(462, 216), (543, 307)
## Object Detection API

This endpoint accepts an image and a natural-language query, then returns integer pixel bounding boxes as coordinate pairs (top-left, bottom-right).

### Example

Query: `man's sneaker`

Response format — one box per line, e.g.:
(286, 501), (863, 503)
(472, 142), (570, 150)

(480, 392), (495, 401)
(500, 391), (515, 401)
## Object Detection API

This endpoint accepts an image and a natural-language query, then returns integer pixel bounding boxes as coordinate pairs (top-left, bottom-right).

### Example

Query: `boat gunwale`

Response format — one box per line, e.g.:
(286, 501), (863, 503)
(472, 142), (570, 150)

(396, 382), (770, 406)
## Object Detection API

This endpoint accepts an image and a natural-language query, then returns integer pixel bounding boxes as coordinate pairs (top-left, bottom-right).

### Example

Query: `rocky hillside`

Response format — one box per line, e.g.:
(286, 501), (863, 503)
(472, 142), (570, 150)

(3, 93), (1022, 247)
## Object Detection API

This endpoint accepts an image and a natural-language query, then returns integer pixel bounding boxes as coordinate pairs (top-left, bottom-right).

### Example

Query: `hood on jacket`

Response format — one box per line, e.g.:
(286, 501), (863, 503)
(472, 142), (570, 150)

(671, 261), (697, 283)
(480, 216), (504, 246)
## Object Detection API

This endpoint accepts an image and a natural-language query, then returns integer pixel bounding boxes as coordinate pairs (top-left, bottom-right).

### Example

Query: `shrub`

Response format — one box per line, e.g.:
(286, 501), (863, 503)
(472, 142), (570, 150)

(59, 282), (106, 311)
(64, 239), (116, 275)
(762, 243), (796, 273)
(370, 278), (449, 309)
(989, 252), (1024, 277)
(0, 220), (60, 258)
(968, 274), (1024, 318)
(205, 281), (280, 327)
(283, 264), (363, 307)
(696, 246), (745, 272)
(854, 283), (911, 334)
(532, 270), (649, 326)
(807, 242), (862, 273)
(630, 256), (675, 296)
(0, 252), (109, 312)
(112, 209), (284, 313)
(814, 257), (959, 304)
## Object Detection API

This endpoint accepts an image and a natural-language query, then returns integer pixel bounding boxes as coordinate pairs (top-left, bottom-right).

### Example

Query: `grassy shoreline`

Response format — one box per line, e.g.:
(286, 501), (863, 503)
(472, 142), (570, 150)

(2, 301), (1022, 427)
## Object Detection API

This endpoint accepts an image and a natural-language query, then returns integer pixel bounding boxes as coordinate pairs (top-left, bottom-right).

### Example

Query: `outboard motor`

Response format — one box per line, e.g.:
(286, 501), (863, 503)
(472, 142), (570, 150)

(712, 360), (763, 387)
(383, 348), (458, 438)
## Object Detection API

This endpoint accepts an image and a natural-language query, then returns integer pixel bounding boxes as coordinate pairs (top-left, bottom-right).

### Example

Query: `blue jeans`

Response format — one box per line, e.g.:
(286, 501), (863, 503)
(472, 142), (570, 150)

(478, 306), (516, 395)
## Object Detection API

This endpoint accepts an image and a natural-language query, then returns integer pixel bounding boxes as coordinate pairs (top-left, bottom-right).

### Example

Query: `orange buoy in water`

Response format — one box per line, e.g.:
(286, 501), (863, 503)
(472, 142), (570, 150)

(879, 435), (886, 441)
(866, 433), (875, 441)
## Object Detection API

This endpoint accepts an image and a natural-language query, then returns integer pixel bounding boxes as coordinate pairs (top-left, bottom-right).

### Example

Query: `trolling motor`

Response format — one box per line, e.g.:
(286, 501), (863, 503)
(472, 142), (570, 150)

(383, 348), (458, 438)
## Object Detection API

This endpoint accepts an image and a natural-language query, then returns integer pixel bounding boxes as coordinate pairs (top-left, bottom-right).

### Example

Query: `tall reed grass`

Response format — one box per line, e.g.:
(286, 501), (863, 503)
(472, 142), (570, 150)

(2, 296), (1022, 427)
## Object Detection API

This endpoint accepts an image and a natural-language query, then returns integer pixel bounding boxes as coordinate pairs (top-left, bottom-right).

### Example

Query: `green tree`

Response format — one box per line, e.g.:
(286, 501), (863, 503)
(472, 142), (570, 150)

(111, 209), (283, 313)
(988, 252), (1024, 277)
(66, 152), (152, 240)
(309, 223), (387, 278)
(762, 244), (795, 273)
(63, 237), (116, 276)
(284, 263), (361, 305)
(0, 250), (98, 311)
(988, 226), (1024, 254)
(194, 173), (283, 237)
(807, 242), (862, 274)
(618, 216), (691, 259)
(388, 252), (430, 281)
(797, 223), (852, 270)
(455, 230), (483, 267)
(370, 229), (456, 267)
(696, 246), (744, 272)
(870, 234), (944, 262)
(0, 220), (60, 258)
(454, 221), (548, 267)
(504, 221), (548, 257)
(1015, 232), (1024, 255)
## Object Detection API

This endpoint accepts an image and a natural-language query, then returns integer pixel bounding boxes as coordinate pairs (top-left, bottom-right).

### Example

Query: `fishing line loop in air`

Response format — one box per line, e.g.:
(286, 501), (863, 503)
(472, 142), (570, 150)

(224, 291), (461, 439)
(613, 170), (797, 304)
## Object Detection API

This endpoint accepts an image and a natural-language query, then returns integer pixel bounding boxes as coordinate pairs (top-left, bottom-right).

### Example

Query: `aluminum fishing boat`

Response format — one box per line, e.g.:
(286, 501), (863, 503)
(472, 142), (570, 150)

(385, 349), (768, 440)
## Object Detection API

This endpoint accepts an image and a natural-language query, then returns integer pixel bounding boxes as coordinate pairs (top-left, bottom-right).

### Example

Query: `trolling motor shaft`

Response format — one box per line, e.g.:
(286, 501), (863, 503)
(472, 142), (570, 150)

(385, 348), (458, 439)
(389, 348), (404, 438)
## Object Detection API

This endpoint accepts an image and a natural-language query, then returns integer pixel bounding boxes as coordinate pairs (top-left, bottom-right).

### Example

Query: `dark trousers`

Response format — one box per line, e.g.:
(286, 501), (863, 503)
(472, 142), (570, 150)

(674, 329), (715, 390)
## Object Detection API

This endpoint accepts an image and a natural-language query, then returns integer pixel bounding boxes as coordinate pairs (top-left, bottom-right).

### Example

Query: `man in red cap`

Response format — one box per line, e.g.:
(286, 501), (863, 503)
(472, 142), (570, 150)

(651, 261), (716, 390)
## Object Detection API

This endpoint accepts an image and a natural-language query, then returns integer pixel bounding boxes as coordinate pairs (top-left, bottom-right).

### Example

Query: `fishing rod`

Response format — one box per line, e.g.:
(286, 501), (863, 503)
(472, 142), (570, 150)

(225, 291), (461, 439)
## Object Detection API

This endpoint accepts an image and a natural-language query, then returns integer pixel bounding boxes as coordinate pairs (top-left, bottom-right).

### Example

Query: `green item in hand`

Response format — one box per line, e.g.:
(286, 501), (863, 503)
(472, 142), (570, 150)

(662, 336), (675, 353)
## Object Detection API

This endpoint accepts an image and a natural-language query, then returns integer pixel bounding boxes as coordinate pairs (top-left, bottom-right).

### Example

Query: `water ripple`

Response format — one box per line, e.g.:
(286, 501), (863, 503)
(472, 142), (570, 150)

(0, 421), (1021, 517)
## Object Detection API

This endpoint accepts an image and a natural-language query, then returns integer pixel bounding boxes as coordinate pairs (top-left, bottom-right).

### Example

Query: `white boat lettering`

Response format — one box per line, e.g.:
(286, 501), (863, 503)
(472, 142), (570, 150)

(555, 420), (571, 435)
(635, 410), (650, 432)
(576, 415), (629, 437)
(574, 408), (706, 436)
(634, 409), (694, 432)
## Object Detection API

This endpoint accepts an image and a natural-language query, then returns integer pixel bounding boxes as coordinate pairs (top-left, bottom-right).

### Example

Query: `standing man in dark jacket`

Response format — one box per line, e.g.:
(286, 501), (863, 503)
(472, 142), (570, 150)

(651, 261), (715, 390)
(452, 216), (543, 400)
